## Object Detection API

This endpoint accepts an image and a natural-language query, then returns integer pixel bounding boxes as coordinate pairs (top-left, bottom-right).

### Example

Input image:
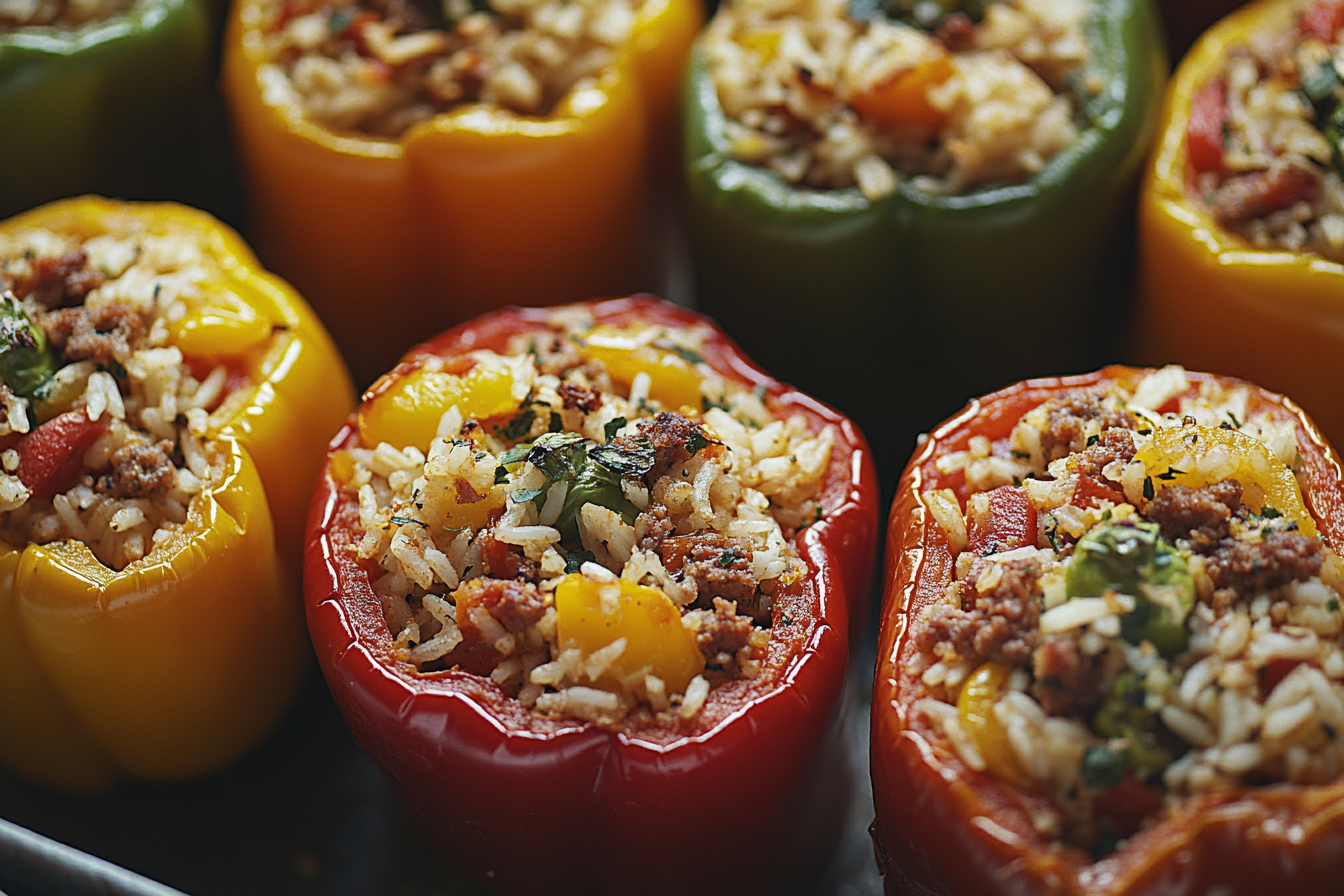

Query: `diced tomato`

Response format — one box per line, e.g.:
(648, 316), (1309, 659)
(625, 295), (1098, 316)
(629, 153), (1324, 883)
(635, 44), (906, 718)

(1258, 658), (1303, 699)
(1186, 80), (1227, 175)
(966, 486), (1037, 554)
(1093, 771), (1164, 837)
(13, 410), (110, 499)
(1300, 1), (1344, 41)
(1071, 475), (1125, 509)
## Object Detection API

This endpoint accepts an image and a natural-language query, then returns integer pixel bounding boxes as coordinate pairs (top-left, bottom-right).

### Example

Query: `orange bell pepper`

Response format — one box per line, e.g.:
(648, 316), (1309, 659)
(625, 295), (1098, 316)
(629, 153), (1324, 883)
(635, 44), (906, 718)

(0, 197), (354, 791)
(1134, 0), (1344, 447)
(221, 0), (702, 385)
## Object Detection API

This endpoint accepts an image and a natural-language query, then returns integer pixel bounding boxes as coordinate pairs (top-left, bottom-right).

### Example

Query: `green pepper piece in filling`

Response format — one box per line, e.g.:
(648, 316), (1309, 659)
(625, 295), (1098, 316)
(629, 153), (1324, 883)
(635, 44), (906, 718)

(682, 0), (1166, 487)
(0, 293), (58, 398)
(1092, 672), (1186, 777)
(1065, 520), (1196, 656)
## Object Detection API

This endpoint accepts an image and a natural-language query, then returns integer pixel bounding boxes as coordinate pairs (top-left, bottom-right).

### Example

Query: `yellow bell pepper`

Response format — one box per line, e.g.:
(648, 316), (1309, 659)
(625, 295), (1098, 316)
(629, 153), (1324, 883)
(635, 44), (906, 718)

(956, 661), (1027, 786)
(1135, 423), (1317, 536)
(554, 573), (704, 699)
(1134, 0), (1344, 447)
(574, 328), (705, 411)
(220, 0), (702, 386)
(0, 197), (354, 790)
(359, 360), (520, 452)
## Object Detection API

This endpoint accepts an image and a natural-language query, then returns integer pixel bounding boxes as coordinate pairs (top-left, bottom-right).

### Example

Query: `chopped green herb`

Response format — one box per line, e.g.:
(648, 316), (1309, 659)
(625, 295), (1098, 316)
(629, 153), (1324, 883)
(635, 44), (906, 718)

(591, 438), (655, 477)
(1226, 411), (1242, 429)
(1142, 477), (1155, 501)
(496, 409), (536, 441)
(389, 516), (426, 527)
(1156, 466), (1185, 481)
(1045, 518), (1061, 551)
(1137, 429), (1153, 436)
(525, 432), (587, 481)
(1260, 506), (1282, 519)
(329, 7), (353, 31)
(513, 487), (544, 503)
(565, 550), (596, 574)
(753, 384), (768, 402)
(653, 339), (704, 365)
(702, 395), (732, 413)
(548, 411), (563, 433)
(1085, 435), (1100, 448)
(497, 445), (530, 466)
(525, 338), (539, 357)
(685, 433), (709, 455)
(1011, 449), (1031, 459)
(604, 416), (626, 443)
(494, 466), (509, 485)
(717, 548), (744, 569)
(1329, 598), (1341, 613)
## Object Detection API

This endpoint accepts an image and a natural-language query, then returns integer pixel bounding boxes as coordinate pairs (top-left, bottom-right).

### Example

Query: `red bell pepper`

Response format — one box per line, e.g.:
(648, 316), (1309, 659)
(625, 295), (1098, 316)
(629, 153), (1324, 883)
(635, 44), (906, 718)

(305, 296), (878, 895)
(870, 365), (1344, 896)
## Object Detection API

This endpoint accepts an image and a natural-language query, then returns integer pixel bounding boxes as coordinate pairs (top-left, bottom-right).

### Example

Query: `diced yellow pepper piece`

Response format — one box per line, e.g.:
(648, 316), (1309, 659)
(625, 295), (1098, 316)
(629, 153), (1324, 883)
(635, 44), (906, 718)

(359, 363), (518, 451)
(1135, 424), (1315, 537)
(554, 574), (704, 697)
(167, 284), (274, 358)
(740, 30), (781, 61)
(957, 661), (1026, 786)
(578, 329), (704, 412)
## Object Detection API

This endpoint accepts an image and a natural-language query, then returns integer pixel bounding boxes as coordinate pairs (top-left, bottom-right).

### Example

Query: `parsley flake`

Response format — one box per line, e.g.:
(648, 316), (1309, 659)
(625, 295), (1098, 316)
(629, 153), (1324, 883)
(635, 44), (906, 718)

(1156, 466), (1185, 481)
(685, 433), (709, 455)
(389, 516), (425, 527)
(604, 416), (626, 443)
(653, 339), (704, 365)
(717, 548), (743, 569)
(513, 487), (545, 503)
(1085, 434), (1100, 448)
(1142, 476), (1155, 501)
(565, 550), (596, 574)
(496, 409), (536, 441)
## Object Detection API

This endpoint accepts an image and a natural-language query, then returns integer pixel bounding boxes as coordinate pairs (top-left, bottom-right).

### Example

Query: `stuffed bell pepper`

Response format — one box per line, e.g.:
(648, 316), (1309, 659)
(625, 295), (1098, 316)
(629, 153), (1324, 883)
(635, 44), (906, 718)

(685, 0), (1166, 475)
(1136, 0), (1344, 449)
(222, 0), (701, 385)
(0, 0), (216, 218)
(305, 296), (877, 895)
(873, 364), (1344, 894)
(0, 197), (354, 792)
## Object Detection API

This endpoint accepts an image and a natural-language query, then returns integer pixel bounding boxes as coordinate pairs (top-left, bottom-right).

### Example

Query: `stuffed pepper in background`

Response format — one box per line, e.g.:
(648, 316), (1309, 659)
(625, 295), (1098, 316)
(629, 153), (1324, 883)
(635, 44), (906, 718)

(873, 365), (1344, 895)
(222, 0), (700, 386)
(305, 296), (877, 895)
(1136, 0), (1344, 448)
(0, 197), (354, 792)
(685, 0), (1166, 486)
(0, 0), (219, 219)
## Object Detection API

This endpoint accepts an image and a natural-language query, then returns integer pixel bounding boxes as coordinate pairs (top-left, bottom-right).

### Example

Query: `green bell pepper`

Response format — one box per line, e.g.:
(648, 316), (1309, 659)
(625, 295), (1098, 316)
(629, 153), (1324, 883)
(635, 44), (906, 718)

(0, 0), (212, 217)
(683, 0), (1166, 473)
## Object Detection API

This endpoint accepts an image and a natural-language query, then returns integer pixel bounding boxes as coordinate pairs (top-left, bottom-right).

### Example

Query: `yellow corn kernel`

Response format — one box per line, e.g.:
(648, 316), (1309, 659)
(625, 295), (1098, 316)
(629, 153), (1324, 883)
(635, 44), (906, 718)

(555, 574), (704, 697)
(359, 363), (518, 451)
(1135, 424), (1315, 536)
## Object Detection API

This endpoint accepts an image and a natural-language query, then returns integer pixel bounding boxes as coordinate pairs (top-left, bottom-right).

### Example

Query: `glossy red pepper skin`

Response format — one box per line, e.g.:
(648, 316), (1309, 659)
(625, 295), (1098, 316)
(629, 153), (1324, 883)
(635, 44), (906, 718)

(305, 296), (878, 895)
(871, 366), (1344, 896)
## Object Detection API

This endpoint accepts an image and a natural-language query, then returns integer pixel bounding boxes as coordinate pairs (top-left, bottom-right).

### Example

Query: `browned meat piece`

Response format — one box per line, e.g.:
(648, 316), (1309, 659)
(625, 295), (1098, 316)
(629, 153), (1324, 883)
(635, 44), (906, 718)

(11, 251), (104, 309)
(1030, 636), (1110, 717)
(1035, 392), (1136, 462)
(475, 578), (548, 633)
(935, 12), (975, 51)
(635, 501), (675, 551)
(1072, 428), (1136, 479)
(612, 412), (716, 484)
(658, 531), (757, 608)
(479, 533), (541, 583)
(1145, 480), (1242, 547)
(687, 597), (755, 666)
(97, 440), (176, 499)
(919, 557), (1042, 665)
(1206, 531), (1323, 593)
(557, 382), (601, 414)
(1212, 164), (1320, 226)
(40, 302), (143, 366)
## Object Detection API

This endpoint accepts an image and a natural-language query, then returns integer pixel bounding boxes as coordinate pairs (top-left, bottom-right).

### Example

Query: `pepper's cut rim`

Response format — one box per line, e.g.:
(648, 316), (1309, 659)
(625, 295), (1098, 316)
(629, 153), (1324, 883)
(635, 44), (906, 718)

(309, 294), (878, 748)
(685, 0), (1165, 216)
(0, 0), (190, 53)
(227, 0), (683, 159)
(872, 364), (1344, 895)
(1146, 0), (1344, 278)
